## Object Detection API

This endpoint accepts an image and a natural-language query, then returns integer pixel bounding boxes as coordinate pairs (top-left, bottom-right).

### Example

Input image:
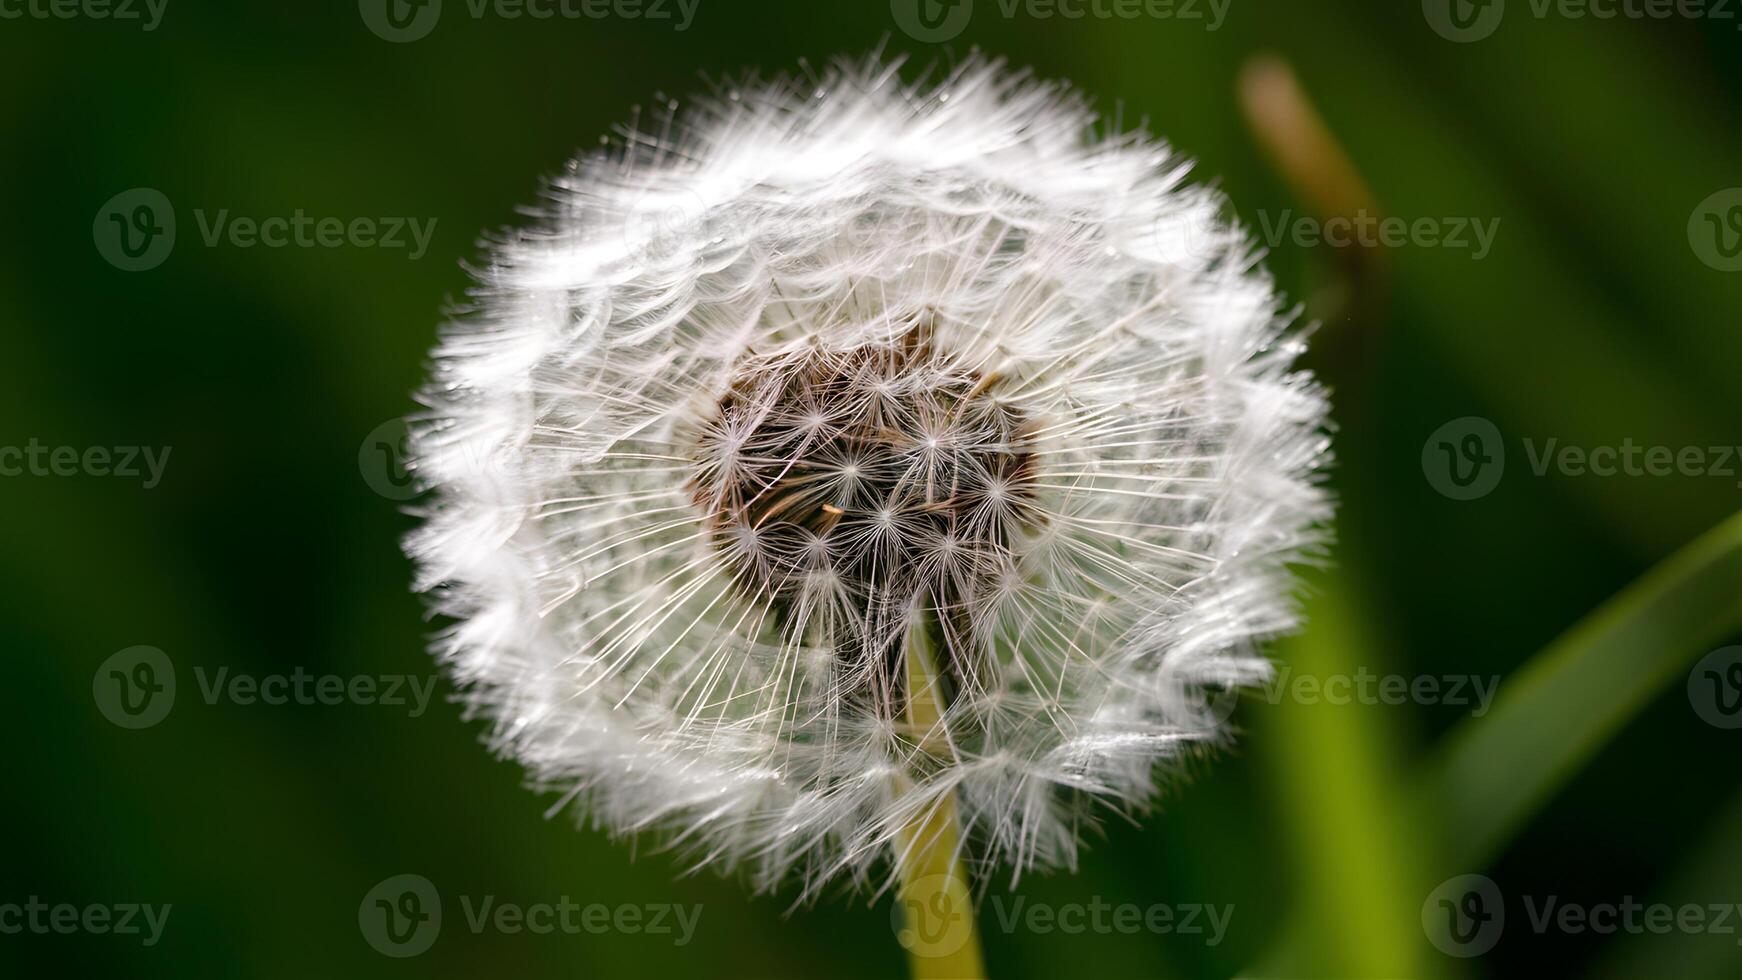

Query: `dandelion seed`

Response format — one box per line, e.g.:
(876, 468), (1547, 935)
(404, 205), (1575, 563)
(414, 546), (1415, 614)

(405, 52), (1333, 905)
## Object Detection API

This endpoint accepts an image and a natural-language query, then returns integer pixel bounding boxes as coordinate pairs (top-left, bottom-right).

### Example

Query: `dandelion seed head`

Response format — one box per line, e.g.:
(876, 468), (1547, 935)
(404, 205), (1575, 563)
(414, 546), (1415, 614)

(406, 52), (1333, 899)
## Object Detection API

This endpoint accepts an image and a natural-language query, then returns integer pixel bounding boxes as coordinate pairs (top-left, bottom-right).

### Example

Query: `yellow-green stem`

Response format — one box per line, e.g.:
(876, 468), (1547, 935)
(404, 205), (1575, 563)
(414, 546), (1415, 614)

(893, 613), (987, 980)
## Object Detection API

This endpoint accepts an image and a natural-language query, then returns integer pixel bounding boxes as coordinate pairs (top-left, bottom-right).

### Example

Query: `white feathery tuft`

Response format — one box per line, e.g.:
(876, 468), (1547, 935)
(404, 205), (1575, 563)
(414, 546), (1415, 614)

(405, 51), (1334, 900)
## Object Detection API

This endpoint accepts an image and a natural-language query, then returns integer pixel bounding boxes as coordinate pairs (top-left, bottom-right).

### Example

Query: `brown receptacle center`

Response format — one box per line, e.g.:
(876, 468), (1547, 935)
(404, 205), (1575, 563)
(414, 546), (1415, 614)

(689, 329), (1041, 622)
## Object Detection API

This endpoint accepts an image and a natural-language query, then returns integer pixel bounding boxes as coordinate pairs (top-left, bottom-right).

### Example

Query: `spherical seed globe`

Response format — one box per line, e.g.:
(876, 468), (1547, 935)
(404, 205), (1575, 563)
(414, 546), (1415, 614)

(405, 53), (1334, 899)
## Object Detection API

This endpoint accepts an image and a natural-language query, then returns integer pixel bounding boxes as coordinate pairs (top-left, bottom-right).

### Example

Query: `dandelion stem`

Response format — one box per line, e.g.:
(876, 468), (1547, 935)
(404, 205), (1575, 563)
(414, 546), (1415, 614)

(894, 610), (987, 980)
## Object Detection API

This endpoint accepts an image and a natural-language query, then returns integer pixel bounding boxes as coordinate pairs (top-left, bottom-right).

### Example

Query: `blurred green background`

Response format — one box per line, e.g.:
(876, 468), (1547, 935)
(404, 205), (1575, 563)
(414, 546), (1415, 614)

(3, 1), (1740, 977)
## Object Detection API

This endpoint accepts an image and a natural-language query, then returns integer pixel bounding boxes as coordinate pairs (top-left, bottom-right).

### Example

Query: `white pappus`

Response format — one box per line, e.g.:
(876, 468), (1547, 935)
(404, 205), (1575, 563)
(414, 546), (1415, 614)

(404, 52), (1334, 900)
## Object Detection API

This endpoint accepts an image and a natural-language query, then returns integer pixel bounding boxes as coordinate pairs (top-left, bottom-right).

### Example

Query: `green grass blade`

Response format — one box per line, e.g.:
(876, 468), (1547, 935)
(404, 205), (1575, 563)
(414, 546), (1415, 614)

(1426, 510), (1742, 870)
(1244, 570), (1441, 979)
